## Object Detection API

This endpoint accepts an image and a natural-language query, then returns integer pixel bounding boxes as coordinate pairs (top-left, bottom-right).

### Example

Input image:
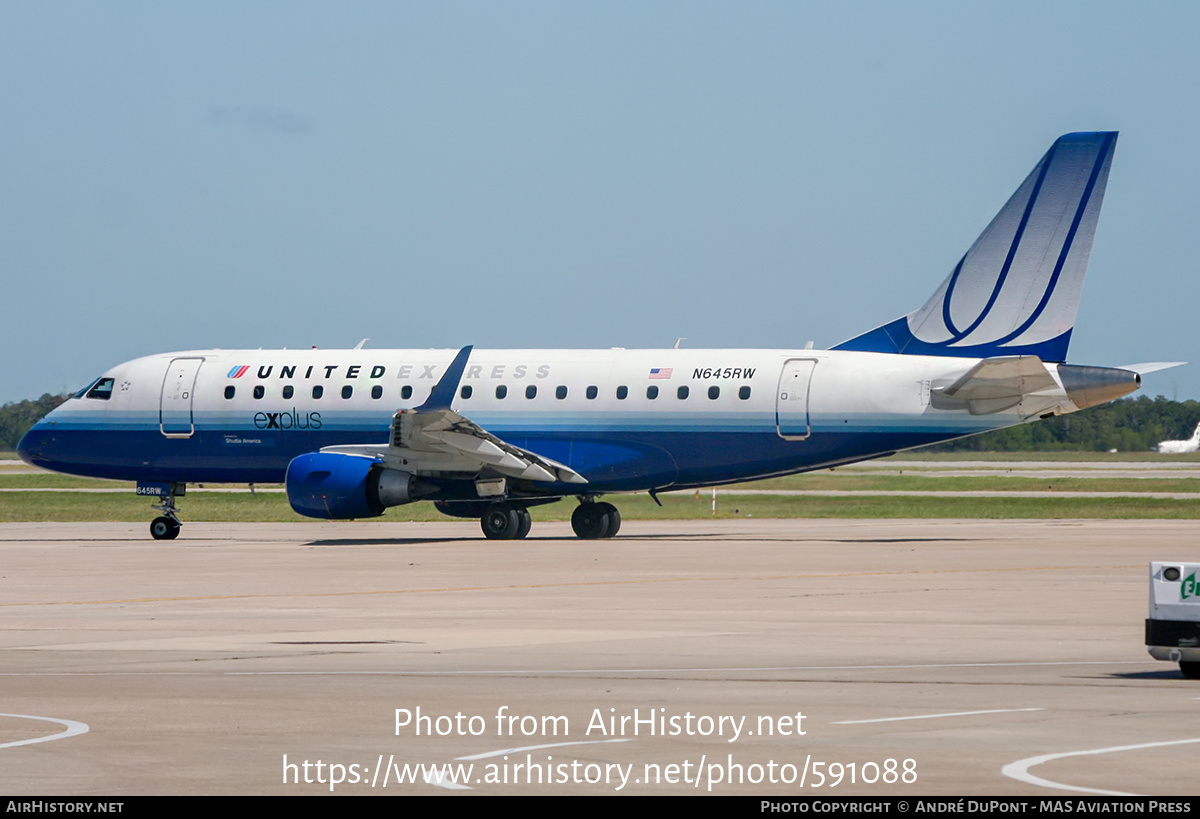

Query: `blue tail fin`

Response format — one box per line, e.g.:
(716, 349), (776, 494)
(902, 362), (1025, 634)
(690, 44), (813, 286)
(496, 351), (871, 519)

(834, 132), (1117, 362)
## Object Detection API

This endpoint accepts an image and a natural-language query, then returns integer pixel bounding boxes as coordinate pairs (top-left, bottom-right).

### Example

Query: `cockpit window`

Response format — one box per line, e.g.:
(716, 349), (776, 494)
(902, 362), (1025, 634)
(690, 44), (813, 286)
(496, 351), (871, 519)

(84, 378), (115, 400)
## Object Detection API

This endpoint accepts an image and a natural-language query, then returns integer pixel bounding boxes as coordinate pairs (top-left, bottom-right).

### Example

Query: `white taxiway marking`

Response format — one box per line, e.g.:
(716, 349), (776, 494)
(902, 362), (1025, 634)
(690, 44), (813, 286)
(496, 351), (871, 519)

(0, 713), (90, 749)
(424, 769), (472, 791)
(834, 708), (1044, 725)
(1002, 737), (1200, 795)
(456, 738), (633, 761)
(426, 739), (633, 791)
(224, 660), (1148, 676)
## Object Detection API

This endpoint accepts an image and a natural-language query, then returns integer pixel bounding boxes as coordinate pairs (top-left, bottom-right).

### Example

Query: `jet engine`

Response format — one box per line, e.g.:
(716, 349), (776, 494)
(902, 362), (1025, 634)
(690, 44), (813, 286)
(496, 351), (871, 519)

(285, 452), (430, 519)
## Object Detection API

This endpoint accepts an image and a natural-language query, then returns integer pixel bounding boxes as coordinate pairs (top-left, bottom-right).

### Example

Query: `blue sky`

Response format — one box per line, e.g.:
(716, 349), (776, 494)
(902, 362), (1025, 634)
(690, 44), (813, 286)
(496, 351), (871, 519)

(2, 1), (1197, 404)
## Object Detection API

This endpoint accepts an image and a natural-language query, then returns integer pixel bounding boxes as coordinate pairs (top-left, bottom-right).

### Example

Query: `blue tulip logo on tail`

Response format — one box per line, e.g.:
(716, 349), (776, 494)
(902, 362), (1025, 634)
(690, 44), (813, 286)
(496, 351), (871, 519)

(835, 132), (1117, 363)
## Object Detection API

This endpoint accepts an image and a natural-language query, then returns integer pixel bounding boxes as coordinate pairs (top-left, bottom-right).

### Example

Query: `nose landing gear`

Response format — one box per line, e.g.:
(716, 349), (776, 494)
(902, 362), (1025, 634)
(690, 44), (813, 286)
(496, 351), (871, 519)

(150, 515), (181, 540)
(140, 481), (185, 540)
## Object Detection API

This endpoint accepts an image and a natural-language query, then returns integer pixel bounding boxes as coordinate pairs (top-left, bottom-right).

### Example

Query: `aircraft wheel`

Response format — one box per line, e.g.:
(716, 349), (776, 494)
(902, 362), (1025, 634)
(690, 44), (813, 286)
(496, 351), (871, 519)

(150, 516), (180, 540)
(513, 507), (532, 539)
(1180, 662), (1200, 680)
(481, 504), (520, 540)
(596, 502), (620, 537)
(571, 503), (611, 540)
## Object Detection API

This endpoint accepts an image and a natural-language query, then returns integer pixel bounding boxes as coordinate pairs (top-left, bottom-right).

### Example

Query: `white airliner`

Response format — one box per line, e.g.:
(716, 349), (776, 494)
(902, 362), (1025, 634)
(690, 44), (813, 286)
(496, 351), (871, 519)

(18, 132), (1163, 541)
(1158, 423), (1200, 454)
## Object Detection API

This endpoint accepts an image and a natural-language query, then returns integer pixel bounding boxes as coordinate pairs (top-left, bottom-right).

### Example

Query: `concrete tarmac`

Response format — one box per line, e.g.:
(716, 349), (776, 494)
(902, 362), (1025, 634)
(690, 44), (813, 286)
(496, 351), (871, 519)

(1, 518), (1197, 796)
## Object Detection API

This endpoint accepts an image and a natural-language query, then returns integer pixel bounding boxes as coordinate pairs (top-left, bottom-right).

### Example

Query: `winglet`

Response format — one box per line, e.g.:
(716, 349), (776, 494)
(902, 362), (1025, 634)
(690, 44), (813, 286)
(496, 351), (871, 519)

(418, 346), (473, 411)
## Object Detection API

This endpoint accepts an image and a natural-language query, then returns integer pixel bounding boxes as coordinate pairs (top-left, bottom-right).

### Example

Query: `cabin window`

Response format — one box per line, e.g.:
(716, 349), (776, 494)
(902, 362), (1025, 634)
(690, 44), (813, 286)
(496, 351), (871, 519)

(496, 385), (508, 399)
(283, 385), (294, 399)
(526, 385), (537, 399)
(312, 386), (324, 399)
(739, 386), (751, 400)
(342, 385), (353, 399)
(401, 385), (413, 400)
(85, 378), (115, 400)
(677, 386), (689, 399)
(223, 385), (235, 400)
(616, 385), (628, 400)
(556, 385), (568, 400)
(646, 385), (659, 400)
(460, 385), (472, 400)
(253, 385), (265, 399)
(371, 385), (383, 399)
(586, 385), (598, 400)
(709, 386), (720, 400)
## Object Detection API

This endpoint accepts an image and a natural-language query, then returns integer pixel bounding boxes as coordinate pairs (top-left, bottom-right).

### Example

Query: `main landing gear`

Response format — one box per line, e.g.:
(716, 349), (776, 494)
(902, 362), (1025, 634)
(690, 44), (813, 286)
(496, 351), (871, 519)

(480, 503), (533, 540)
(571, 500), (620, 540)
(143, 481), (185, 540)
(475, 499), (621, 540)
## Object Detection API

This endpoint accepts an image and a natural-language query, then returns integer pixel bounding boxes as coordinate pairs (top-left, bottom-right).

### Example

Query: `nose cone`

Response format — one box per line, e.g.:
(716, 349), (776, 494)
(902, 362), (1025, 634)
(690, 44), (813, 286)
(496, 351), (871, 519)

(16, 405), (125, 481)
(16, 432), (32, 466)
(17, 422), (50, 468)
(17, 398), (66, 470)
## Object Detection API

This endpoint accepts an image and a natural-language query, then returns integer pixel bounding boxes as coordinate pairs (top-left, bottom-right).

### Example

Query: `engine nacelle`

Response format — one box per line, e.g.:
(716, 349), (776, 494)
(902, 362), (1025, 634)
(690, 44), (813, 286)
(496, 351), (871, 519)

(285, 452), (423, 520)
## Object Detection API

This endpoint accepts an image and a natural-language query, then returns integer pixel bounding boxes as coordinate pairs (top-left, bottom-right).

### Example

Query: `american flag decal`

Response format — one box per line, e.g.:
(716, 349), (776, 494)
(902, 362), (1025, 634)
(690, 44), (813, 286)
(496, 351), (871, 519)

(649, 368), (673, 379)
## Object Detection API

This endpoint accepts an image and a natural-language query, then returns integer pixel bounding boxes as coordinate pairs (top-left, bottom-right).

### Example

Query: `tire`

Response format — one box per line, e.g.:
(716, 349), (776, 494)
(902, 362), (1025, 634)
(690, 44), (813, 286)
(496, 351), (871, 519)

(1180, 661), (1200, 679)
(150, 516), (180, 540)
(513, 507), (532, 539)
(481, 505), (520, 540)
(596, 502), (621, 537)
(571, 503), (610, 540)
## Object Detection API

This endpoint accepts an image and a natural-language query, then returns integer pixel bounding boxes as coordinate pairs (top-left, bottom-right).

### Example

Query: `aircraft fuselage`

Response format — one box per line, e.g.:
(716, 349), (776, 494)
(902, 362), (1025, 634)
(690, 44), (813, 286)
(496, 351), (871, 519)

(20, 346), (1071, 494)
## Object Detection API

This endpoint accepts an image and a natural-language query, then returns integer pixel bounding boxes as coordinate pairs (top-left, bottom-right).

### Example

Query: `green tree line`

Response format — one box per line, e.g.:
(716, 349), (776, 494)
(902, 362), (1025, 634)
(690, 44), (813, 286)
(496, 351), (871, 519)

(2, 393), (1198, 454)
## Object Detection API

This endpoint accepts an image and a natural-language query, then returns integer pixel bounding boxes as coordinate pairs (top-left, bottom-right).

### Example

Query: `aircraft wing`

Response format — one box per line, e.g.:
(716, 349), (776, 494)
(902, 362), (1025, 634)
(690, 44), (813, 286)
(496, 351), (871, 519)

(319, 346), (587, 485)
(386, 405), (587, 483)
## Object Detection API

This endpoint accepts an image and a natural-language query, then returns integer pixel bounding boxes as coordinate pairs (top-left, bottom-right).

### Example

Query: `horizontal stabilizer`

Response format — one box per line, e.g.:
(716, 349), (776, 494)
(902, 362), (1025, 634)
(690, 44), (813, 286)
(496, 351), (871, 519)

(937, 356), (1057, 400)
(1120, 362), (1188, 375)
(931, 356), (1056, 415)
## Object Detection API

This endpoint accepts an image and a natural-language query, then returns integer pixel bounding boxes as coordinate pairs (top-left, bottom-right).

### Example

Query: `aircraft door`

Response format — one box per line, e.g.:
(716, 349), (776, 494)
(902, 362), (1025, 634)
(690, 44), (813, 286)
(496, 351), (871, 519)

(160, 357), (204, 437)
(776, 358), (817, 440)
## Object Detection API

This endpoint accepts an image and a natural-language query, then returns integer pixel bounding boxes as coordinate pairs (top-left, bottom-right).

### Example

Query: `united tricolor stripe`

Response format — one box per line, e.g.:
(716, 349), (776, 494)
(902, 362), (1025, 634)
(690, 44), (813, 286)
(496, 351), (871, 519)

(227, 365), (249, 378)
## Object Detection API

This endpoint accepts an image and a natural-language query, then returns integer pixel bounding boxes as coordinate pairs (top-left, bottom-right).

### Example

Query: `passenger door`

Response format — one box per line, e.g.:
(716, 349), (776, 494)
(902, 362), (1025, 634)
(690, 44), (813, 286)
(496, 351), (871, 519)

(160, 357), (204, 437)
(776, 358), (817, 440)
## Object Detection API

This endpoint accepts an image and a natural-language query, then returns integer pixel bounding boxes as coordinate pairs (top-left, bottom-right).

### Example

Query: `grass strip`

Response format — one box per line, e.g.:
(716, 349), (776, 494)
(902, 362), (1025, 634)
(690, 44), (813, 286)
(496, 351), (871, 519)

(3, 491), (1199, 523)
